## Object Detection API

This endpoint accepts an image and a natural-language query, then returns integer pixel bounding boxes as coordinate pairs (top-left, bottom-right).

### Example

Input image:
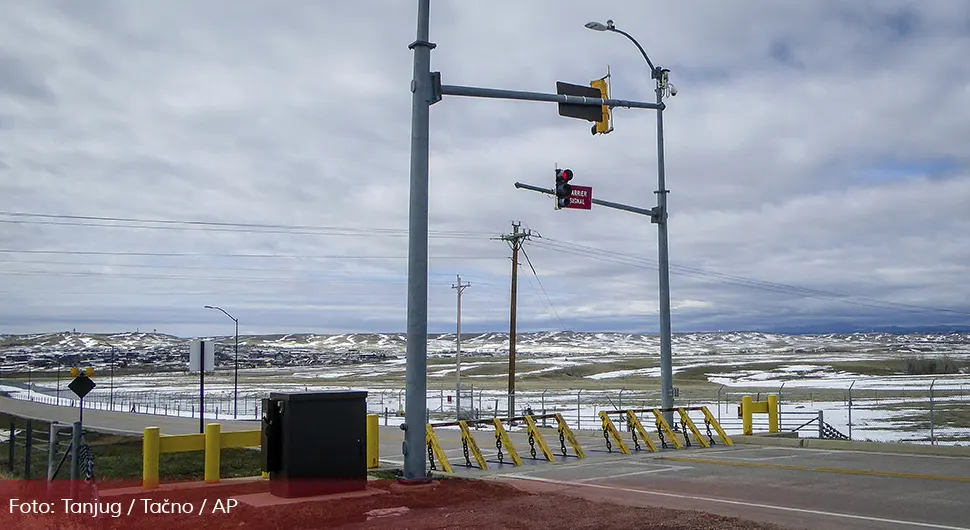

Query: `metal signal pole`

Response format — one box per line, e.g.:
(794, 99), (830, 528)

(452, 275), (470, 419)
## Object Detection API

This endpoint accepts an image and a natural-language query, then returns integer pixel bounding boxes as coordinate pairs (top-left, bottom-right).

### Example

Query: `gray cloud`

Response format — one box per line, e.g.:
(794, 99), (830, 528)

(1, 0), (969, 336)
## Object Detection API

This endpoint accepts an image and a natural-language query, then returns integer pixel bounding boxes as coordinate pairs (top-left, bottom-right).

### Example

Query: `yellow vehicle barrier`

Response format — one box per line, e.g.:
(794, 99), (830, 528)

(599, 407), (732, 453)
(554, 413), (586, 458)
(492, 418), (523, 466)
(650, 408), (683, 450)
(428, 412), (586, 470)
(522, 415), (555, 462)
(425, 423), (453, 473)
(142, 423), (261, 489)
(626, 410), (658, 452)
(645, 406), (733, 447)
(676, 408), (709, 448)
(458, 420), (489, 469)
(702, 406), (733, 446)
(367, 414), (380, 468)
(144, 414), (382, 489)
(741, 395), (778, 435)
(598, 411), (631, 454)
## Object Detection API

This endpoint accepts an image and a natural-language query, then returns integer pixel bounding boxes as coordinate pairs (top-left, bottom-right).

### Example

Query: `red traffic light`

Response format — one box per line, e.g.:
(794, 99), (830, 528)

(561, 169), (573, 182)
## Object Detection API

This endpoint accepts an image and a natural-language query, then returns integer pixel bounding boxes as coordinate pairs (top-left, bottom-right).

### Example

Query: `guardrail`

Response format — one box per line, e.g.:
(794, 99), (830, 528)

(142, 414), (381, 489)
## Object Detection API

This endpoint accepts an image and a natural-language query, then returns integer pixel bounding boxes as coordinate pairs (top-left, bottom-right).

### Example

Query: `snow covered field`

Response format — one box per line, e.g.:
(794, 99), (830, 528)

(3, 331), (969, 445)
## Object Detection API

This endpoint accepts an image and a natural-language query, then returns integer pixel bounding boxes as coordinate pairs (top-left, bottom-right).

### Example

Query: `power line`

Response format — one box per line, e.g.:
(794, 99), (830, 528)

(530, 238), (970, 317)
(0, 212), (494, 239)
(520, 245), (566, 330)
(0, 257), (502, 273)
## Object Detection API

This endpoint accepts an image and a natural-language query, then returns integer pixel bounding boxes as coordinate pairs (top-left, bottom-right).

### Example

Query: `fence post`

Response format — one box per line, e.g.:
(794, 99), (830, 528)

(717, 385), (724, 424)
(777, 383), (785, 429)
(541, 390), (547, 427)
(24, 420), (32, 479)
(47, 422), (59, 482)
(204, 423), (221, 483)
(7, 418), (13, 472)
(143, 427), (160, 489)
(847, 381), (855, 440)
(817, 410), (824, 439)
(577, 390), (583, 430)
(929, 379), (937, 445)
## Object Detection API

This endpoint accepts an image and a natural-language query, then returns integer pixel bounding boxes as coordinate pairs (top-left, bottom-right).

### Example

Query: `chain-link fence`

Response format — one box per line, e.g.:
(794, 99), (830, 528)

(5, 375), (969, 445)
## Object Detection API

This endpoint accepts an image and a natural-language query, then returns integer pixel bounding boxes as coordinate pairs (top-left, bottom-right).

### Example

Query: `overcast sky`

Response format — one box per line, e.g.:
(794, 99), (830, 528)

(2, 0), (969, 337)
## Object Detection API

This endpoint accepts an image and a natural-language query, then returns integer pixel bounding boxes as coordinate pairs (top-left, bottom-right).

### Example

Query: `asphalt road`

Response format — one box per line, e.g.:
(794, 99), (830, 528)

(380, 422), (970, 530)
(0, 396), (258, 434)
(5, 397), (968, 529)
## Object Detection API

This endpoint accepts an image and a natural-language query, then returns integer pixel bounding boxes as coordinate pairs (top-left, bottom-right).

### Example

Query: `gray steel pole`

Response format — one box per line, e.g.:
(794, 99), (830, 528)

(585, 21), (676, 424)
(404, 0), (433, 482)
(655, 79), (674, 425)
(234, 318), (238, 420)
(456, 276), (462, 419)
(69, 421), (81, 499)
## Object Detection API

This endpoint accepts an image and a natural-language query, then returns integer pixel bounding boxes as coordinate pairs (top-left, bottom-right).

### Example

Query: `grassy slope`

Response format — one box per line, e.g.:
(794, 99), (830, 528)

(0, 412), (261, 481)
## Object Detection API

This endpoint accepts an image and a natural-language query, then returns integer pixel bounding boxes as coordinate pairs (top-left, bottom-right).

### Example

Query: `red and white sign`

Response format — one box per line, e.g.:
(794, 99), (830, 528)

(565, 185), (592, 209)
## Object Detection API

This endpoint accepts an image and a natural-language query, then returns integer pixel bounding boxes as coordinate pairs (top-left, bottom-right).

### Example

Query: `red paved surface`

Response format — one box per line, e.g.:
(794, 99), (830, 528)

(1, 477), (784, 529)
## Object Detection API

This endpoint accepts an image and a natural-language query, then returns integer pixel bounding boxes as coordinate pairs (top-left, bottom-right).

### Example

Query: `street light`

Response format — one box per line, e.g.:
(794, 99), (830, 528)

(586, 19), (678, 423)
(204, 305), (239, 419)
(93, 338), (120, 411)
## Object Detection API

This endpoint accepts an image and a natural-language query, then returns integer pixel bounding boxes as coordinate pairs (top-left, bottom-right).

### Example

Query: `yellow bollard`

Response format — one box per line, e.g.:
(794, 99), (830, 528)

(366, 414), (379, 469)
(742, 395), (753, 435)
(143, 426), (160, 489)
(204, 423), (221, 483)
(768, 395), (779, 433)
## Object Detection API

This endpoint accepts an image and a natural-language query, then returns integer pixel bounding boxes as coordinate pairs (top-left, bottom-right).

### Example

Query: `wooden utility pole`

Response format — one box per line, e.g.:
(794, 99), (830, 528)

(493, 221), (535, 417)
(451, 274), (470, 419)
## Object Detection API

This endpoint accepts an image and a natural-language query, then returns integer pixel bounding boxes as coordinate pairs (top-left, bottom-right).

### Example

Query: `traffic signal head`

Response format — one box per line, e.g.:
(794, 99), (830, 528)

(590, 78), (612, 135)
(555, 169), (574, 209)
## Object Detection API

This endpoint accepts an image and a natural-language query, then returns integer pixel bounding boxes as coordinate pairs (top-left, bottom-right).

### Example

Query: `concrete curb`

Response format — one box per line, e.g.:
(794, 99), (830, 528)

(734, 433), (970, 457)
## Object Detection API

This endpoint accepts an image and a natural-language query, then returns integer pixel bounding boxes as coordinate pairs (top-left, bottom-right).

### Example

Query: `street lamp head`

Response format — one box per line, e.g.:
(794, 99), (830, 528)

(584, 21), (612, 32)
(204, 305), (214, 309)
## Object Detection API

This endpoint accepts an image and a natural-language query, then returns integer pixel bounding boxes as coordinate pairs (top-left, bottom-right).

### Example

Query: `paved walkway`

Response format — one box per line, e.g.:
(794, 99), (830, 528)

(0, 396), (259, 435)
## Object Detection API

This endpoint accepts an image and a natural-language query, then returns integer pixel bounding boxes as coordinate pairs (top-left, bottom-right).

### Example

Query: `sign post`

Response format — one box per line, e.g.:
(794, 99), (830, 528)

(68, 374), (96, 425)
(190, 340), (216, 434)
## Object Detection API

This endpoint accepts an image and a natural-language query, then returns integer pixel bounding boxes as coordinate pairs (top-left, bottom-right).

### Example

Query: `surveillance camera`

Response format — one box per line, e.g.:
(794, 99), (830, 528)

(669, 84), (678, 97)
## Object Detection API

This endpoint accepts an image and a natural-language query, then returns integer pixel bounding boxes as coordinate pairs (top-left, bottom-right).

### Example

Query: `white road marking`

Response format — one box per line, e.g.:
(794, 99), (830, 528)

(744, 445), (970, 461)
(497, 474), (970, 530)
(503, 458), (677, 478)
(572, 465), (694, 483)
(712, 451), (836, 462)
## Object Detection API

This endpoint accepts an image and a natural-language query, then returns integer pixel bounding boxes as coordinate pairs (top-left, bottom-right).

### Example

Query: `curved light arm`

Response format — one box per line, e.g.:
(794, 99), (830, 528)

(204, 305), (237, 323)
(609, 27), (657, 74)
